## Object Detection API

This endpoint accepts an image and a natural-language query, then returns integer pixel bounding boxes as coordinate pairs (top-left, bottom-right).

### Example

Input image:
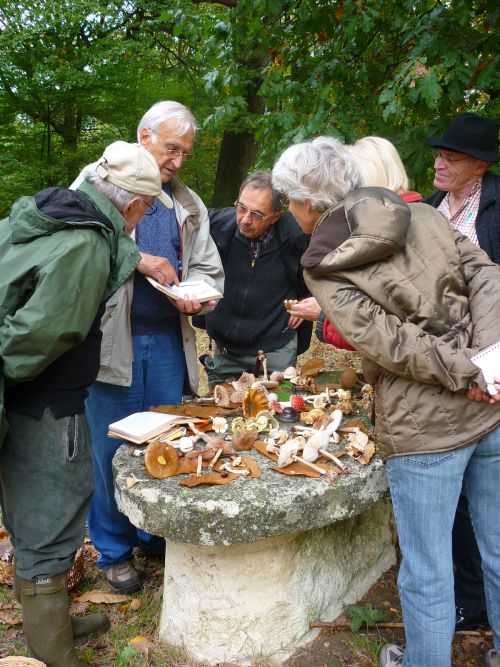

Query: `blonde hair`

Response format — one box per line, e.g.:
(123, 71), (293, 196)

(350, 136), (409, 194)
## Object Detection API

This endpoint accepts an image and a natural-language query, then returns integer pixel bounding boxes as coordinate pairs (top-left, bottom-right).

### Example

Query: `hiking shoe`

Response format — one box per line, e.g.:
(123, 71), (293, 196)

(485, 650), (500, 667)
(379, 643), (404, 667)
(104, 561), (141, 593)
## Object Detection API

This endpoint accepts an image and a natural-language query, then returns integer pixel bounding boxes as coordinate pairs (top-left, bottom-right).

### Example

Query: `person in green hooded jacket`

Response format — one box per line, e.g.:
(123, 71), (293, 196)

(0, 140), (171, 667)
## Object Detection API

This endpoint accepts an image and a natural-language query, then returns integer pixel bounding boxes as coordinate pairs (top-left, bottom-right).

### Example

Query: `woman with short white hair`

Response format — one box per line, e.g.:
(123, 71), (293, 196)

(272, 137), (500, 667)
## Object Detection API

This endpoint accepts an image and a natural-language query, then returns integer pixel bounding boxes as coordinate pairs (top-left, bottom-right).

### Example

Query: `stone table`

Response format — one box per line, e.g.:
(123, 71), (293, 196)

(113, 438), (395, 666)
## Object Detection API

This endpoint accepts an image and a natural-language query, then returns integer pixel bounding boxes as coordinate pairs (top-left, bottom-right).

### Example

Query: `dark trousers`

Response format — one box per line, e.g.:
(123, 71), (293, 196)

(453, 487), (486, 611)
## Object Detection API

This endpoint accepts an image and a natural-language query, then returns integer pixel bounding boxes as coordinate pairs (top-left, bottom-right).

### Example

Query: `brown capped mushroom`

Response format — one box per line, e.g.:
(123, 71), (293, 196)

(145, 441), (179, 479)
(242, 388), (269, 418)
(232, 428), (258, 451)
(270, 371), (284, 384)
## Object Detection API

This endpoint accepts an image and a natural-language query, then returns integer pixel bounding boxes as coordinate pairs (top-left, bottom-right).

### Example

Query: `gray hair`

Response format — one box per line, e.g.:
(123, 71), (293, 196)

(137, 101), (198, 142)
(350, 136), (409, 194)
(239, 170), (285, 213)
(272, 136), (362, 211)
(82, 165), (137, 211)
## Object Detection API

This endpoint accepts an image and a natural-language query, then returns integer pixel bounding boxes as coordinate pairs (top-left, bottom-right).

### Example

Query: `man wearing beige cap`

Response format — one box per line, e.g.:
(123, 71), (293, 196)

(0, 140), (165, 667)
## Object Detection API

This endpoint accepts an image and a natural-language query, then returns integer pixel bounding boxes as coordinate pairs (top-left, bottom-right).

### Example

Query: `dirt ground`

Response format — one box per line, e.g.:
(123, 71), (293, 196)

(0, 332), (495, 665)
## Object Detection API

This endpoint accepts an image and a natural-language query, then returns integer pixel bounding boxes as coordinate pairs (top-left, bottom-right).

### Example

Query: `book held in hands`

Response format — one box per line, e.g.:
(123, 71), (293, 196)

(146, 277), (223, 303)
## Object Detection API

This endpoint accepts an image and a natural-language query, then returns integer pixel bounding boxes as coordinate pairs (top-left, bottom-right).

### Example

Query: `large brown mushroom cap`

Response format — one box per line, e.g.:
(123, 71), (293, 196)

(213, 384), (231, 408)
(145, 441), (179, 479)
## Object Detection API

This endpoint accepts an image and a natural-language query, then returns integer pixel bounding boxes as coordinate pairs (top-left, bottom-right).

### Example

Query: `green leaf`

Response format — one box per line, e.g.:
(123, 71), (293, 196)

(346, 603), (391, 632)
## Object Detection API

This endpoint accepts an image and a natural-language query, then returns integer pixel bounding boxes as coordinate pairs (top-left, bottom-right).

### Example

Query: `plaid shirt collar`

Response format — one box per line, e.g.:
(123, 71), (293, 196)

(437, 178), (482, 246)
(237, 225), (276, 260)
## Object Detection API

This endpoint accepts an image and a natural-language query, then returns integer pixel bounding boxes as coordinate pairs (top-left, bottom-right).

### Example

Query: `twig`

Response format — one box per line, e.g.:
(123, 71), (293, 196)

(310, 620), (492, 636)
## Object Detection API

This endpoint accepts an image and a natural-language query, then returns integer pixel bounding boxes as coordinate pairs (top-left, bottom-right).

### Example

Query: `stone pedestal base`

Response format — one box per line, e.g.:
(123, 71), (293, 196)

(159, 498), (396, 665)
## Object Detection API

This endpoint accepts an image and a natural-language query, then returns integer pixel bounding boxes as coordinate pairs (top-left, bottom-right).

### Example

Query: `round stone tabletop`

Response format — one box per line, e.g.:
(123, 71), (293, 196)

(113, 442), (389, 546)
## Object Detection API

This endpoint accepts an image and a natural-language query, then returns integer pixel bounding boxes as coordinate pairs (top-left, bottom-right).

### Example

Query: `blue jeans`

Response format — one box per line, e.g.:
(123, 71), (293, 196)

(386, 428), (500, 667)
(86, 332), (185, 569)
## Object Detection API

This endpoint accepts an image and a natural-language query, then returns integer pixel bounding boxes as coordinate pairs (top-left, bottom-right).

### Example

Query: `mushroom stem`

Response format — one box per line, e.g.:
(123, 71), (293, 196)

(258, 349), (269, 381)
(188, 421), (211, 443)
(208, 447), (224, 469)
(293, 455), (328, 475)
(318, 449), (348, 471)
(196, 454), (203, 477)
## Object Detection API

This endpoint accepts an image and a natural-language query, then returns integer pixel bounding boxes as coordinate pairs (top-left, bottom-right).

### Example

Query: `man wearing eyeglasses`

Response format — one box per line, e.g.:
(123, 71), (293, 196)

(425, 112), (500, 636)
(74, 101), (224, 594)
(198, 170), (313, 385)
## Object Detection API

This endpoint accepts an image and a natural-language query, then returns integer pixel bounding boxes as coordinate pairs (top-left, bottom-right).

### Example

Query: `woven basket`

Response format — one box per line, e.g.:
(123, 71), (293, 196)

(66, 546), (84, 591)
(0, 658), (46, 666)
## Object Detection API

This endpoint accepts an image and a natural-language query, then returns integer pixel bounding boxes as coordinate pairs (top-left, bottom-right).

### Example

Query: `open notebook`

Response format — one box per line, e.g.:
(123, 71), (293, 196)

(471, 341), (500, 395)
(146, 277), (222, 303)
(108, 412), (195, 444)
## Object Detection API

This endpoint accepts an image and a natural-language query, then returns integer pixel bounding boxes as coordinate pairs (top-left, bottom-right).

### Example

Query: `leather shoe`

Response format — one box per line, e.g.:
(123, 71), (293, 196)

(455, 606), (490, 631)
(104, 561), (141, 593)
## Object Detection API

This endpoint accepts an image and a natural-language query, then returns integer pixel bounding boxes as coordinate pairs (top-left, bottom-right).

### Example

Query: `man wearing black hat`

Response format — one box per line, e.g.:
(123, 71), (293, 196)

(426, 112), (500, 636)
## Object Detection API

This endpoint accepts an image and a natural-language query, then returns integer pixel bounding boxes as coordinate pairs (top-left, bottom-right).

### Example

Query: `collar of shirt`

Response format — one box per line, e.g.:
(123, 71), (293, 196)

(236, 225), (276, 260)
(437, 178), (482, 246)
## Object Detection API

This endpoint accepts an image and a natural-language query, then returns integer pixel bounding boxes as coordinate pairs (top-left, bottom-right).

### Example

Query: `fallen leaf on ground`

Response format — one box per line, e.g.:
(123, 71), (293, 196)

(73, 590), (131, 604)
(130, 635), (152, 655)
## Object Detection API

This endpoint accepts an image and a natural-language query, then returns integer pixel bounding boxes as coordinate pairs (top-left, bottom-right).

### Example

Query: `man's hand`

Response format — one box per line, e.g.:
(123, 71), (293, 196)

(287, 297), (321, 322)
(136, 252), (179, 286)
(466, 379), (500, 404)
(170, 297), (217, 315)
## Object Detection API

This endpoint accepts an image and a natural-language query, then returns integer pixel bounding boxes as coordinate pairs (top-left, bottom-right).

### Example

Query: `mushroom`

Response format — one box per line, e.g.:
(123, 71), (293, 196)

(250, 381), (269, 395)
(231, 372), (256, 392)
(257, 350), (269, 381)
(325, 409), (343, 443)
(211, 416), (228, 434)
(145, 441), (179, 479)
(219, 460), (251, 476)
(213, 384), (231, 408)
(270, 371), (284, 384)
(242, 388), (269, 417)
(229, 389), (246, 404)
(179, 436), (195, 453)
(283, 366), (298, 380)
(232, 429), (257, 451)
(277, 437), (303, 468)
(302, 430), (330, 462)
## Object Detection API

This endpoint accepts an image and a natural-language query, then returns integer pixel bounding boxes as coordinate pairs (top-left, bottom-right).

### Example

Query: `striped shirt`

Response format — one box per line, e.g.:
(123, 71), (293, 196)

(437, 178), (482, 246)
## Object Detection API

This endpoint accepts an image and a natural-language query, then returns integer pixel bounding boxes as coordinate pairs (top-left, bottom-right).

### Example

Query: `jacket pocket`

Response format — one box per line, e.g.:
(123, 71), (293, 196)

(99, 290), (120, 367)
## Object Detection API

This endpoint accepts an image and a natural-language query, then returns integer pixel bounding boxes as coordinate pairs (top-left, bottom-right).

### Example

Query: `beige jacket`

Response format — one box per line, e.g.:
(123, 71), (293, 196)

(302, 187), (500, 459)
(97, 176), (224, 394)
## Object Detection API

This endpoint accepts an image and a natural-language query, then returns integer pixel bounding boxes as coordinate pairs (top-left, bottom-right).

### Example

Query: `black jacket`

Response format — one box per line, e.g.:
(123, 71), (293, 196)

(194, 208), (313, 355)
(425, 171), (500, 264)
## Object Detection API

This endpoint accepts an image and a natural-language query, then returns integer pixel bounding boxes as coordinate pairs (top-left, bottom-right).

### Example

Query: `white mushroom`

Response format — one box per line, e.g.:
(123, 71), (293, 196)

(277, 437), (302, 468)
(325, 409), (343, 443)
(302, 430), (330, 462)
(257, 350), (269, 381)
(270, 371), (284, 384)
(283, 366), (298, 380)
(219, 460), (251, 476)
(179, 436), (195, 453)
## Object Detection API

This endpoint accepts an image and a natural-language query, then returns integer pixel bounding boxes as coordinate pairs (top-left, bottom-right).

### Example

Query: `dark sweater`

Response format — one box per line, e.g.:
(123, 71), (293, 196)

(204, 208), (313, 355)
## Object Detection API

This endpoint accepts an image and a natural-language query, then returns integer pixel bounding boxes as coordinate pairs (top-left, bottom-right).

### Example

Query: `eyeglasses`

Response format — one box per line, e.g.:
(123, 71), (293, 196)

(234, 200), (276, 223)
(141, 197), (158, 216)
(165, 147), (191, 160)
(432, 150), (470, 165)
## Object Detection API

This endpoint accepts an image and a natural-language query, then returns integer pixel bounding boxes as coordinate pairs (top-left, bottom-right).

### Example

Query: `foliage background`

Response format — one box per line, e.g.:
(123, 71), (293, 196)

(0, 0), (498, 217)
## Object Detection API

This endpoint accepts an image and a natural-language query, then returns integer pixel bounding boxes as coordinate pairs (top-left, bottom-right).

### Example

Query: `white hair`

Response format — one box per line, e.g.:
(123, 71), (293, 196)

(82, 166), (137, 211)
(136, 101), (198, 142)
(272, 136), (362, 211)
(350, 136), (409, 194)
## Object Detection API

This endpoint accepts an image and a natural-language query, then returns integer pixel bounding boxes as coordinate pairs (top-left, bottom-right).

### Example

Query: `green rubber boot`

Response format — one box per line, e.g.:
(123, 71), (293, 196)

(14, 561), (109, 640)
(20, 572), (87, 666)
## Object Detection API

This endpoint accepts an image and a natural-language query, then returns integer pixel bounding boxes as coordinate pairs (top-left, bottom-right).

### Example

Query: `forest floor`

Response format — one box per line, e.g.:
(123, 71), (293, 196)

(0, 332), (494, 666)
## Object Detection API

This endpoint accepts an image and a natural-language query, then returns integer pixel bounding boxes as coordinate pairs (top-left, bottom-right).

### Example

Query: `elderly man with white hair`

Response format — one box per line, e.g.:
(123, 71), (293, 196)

(0, 141), (166, 666)
(80, 101), (224, 594)
(272, 136), (500, 667)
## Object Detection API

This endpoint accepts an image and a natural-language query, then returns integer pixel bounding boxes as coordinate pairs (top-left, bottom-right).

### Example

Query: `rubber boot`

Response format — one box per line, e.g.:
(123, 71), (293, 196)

(20, 572), (87, 666)
(14, 560), (109, 640)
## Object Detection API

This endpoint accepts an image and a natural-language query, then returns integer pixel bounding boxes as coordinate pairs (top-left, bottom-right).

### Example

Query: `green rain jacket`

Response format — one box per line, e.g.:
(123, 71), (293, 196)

(0, 180), (141, 446)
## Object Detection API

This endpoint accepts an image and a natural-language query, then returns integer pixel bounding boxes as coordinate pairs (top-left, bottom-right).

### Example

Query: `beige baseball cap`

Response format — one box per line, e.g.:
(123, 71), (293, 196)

(95, 141), (173, 209)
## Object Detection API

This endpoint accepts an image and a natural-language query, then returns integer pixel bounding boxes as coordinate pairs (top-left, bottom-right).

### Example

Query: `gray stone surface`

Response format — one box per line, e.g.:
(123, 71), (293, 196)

(113, 444), (389, 546)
